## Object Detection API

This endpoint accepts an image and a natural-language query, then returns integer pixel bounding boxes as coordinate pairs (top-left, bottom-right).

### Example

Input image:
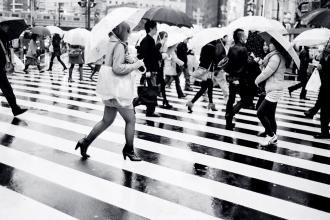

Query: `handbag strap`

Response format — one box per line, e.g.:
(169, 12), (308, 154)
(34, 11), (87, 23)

(0, 39), (10, 63)
(207, 61), (213, 71)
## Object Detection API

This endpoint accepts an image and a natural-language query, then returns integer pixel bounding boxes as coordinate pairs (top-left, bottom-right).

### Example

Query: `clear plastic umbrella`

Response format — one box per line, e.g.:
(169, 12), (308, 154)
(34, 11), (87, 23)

(188, 27), (228, 49)
(63, 28), (90, 46)
(167, 33), (188, 47)
(46, 26), (63, 36)
(31, 26), (51, 36)
(293, 28), (330, 47)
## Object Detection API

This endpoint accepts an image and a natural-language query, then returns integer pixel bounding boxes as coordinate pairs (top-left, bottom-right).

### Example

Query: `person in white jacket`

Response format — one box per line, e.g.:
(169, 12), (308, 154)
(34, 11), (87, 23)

(164, 44), (186, 98)
(255, 38), (286, 146)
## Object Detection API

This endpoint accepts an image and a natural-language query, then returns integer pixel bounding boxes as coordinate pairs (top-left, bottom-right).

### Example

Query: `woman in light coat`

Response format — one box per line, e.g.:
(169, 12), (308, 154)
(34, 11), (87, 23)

(23, 34), (44, 73)
(75, 21), (144, 161)
(255, 37), (287, 146)
(164, 44), (185, 98)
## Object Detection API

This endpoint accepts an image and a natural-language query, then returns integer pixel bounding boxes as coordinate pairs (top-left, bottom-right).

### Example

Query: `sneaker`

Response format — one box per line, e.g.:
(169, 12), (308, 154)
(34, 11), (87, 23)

(262, 134), (278, 146)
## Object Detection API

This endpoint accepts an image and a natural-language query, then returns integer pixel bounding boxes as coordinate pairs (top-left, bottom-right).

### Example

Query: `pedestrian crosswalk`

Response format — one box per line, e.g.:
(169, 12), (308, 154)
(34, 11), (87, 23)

(1, 64), (330, 220)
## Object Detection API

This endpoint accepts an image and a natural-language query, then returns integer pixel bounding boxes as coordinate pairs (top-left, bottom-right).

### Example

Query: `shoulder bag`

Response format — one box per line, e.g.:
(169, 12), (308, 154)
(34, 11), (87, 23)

(191, 61), (213, 81)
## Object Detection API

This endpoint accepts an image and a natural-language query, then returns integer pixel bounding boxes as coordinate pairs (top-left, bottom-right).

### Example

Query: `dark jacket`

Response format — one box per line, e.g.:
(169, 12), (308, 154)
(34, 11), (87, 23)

(138, 34), (158, 73)
(299, 48), (311, 74)
(225, 42), (248, 78)
(214, 41), (227, 71)
(0, 29), (9, 69)
(320, 52), (330, 86)
(176, 42), (188, 72)
(199, 43), (216, 72)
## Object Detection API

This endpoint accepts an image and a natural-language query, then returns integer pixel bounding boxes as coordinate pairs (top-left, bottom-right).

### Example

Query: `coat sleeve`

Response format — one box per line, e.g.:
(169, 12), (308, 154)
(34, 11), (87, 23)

(255, 54), (280, 85)
(112, 44), (134, 75)
(171, 52), (184, 66)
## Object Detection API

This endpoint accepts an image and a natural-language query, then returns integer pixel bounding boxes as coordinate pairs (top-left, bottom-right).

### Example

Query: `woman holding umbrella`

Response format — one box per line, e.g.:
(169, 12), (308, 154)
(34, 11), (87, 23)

(68, 44), (84, 82)
(255, 37), (287, 146)
(23, 34), (44, 73)
(47, 33), (67, 73)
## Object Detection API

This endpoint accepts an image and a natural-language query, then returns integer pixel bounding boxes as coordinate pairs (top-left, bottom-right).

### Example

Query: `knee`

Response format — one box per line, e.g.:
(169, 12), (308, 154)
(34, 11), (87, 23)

(256, 109), (264, 118)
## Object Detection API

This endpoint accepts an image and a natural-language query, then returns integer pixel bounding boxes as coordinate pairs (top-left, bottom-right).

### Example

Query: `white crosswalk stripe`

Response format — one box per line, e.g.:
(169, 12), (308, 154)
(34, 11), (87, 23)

(0, 65), (329, 220)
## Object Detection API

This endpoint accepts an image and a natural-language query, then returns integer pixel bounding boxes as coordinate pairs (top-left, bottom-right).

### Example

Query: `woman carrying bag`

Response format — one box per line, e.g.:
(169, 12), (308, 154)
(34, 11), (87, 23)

(68, 44), (84, 82)
(75, 21), (144, 161)
(23, 34), (44, 74)
(255, 38), (286, 146)
(47, 33), (67, 73)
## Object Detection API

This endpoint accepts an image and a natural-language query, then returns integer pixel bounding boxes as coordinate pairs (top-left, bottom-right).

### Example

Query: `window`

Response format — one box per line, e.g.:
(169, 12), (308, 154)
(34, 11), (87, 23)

(116, 1), (118, 4)
(140, 3), (142, 6)
(146, 4), (148, 6)
(0, 13), (2, 16)
(12, 14), (19, 17)
(109, 1), (111, 3)
(44, 16), (50, 19)
(74, 18), (80, 21)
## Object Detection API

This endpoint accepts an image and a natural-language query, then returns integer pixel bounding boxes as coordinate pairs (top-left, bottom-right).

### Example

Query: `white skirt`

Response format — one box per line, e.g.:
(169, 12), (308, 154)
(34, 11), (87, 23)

(265, 90), (283, 103)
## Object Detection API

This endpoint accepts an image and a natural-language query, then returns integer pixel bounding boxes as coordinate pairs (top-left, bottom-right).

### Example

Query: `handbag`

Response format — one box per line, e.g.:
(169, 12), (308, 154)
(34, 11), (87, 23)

(95, 41), (135, 107)
(137, 82), (159, 106)
(68, 47), (82, 58)
(0, 39), (14, 74)
(305, 69), (321, 92)
(191, 62), (213, 81)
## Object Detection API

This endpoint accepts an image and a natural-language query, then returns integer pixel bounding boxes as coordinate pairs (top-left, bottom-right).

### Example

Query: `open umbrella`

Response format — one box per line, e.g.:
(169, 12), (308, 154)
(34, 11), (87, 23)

(31, 26), (51, 36)
(227, 16), (274, 32)
(167, 33), (188, 47)
(293, 28), (330, 47)
(143, 7), (192, 28)
(63, 28), (90, 46)
(301, 8), (329, 25)
(0, 17), (28, 41)
(308, 9), (330, 29)
(87, 7), (146, 63)
(46, 26), (63, 36)
(259, 30), (300, 68)
(268, 19), (288, 35)
(188, 27), (228, 49)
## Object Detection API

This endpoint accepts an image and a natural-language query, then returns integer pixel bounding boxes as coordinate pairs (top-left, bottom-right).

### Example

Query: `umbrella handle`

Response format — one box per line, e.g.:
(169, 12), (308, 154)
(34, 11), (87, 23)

(133, 56), (146, 74)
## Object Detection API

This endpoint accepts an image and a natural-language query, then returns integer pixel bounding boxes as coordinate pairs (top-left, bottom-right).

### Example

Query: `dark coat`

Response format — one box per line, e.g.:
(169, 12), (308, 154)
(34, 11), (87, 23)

(214, 41), (227, 71)
(225, 42), (248, 78)
(52, 35), (62, 57)
(299, 48), (311, 75)
(199, 43), (216, 71)
(176, 42), (188, 72)
(138, 34), (158, 73)
(0, 29), (9, 69)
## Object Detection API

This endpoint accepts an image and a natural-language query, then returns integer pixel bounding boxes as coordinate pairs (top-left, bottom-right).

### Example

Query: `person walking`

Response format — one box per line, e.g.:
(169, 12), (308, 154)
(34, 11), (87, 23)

(164, 43), (186, 98)
(177, 38), (193, 92)
(75, 21), (144, 161)
(214, 36), (229, 104)
(68, 45), (84, 82)
(47, 33), (67, 73)
(186, 40), (217, 113)
(155, 31), (172, 109)
(0, 22), (28, 117)
(255, 38), (287, 145)
(288, 46), (312, 100)
(90, 57), (103, 82)
(224, 29), (249, 130)
(23, 34), (44, 73)
(138, 20), (160, 117)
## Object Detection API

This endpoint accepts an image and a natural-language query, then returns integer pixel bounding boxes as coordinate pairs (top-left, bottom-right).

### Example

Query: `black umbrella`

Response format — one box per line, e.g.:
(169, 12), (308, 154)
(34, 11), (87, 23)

(0, 17), (29, 41)
(300, 8), (328, 25)
(143, 7), (193, 28)
(308, 9), (330, 29)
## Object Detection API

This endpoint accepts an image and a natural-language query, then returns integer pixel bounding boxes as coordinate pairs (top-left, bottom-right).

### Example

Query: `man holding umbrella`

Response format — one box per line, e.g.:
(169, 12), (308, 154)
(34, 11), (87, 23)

(0, 22), (27, 116)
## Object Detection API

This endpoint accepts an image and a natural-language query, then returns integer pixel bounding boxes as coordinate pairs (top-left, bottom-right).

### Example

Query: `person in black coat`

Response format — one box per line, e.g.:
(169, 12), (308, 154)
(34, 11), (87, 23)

(0, 23), (27, 116)
(47, 33), (67, 72)
(138, 20), (160, 117)
(176, 39), (193, 91)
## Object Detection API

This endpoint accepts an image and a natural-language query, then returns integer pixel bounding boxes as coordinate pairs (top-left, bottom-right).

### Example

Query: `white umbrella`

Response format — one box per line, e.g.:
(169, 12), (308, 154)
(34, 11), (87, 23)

(179, 25), (203, 38)
(87, 7), (146, 63)
(293, 28), (330, 46)
(167, 32), (188, 47)
(46, 26), (63, 36)
(267, 19), (288, 35)
(188, 27), (228, 49)
(259, 30), (300, 68)
(63, 28), (90, 46)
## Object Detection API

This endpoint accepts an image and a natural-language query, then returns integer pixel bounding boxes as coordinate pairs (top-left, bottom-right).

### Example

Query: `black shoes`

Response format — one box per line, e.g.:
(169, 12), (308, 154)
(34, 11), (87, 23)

(13, 108), (28, 117)
(288, 88), (292, 97)
(314, 134), (330, 139)
(304, 111), (314, 119)
(75, 137), (91, 158)
(146, 113), (160, 117)
(225, 114), (235, 130)
(178, 94), (187, 99)
(162, 101), (172, 109)
(257, 131), (267, 137)
(122, 144), (142, 161)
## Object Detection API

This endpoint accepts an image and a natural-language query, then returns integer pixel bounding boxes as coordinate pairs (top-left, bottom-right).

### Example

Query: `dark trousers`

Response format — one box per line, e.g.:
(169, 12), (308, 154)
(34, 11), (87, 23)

(256, 94), (266, 110)
(308, 90), (321, 116)
(164, 75), (184, 97)
(226, 82), (248, 117)
(320, 86), (330, 135)
(288, 73), (308, 98)
(157, 69), (167, 102)
(0, 69), (20, 113)
(191, 78), (213, 103)
(257, 99), (278, 136)
(146, 73), (157, 115)
(49, 54), (67, 70)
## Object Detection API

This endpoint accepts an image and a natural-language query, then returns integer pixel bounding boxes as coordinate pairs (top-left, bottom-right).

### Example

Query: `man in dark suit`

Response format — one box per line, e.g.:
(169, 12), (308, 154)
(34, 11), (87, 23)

(0, 22), (27, 117)
(224, 28), (249, 130)
(138, 20), (159, 117)
(177, 38), (193, 91)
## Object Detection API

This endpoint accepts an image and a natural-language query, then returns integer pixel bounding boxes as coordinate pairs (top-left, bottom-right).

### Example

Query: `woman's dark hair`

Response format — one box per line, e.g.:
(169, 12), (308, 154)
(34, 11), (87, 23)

(157, 31), (167, 42)
(109, 21), (131, 42)
(144, 20), (157, 33)
(31, 34), (38, 41)
(270, 37), (287, 54)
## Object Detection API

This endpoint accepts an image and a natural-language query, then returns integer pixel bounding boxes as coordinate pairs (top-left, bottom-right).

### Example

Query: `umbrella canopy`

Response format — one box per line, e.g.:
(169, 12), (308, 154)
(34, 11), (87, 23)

(0, 17), (28, 41)
(188, 27), (228, 49)
(293, 28), (330, 47)
(259, 30), (300, 68)
(227, 16), (274, 33)
(308, 9), (330, 29)
(87, 7), (146, 63)
(301, 8), (329, 25)
(46, 26), (63, 36)
(143, 7), (192, 28)
(268, 19), (288, 35)
(31, 26), (51, 36)
(179, 25), (203, 38)
(167, 32), (188, 47)
(63, 28), (91, 46)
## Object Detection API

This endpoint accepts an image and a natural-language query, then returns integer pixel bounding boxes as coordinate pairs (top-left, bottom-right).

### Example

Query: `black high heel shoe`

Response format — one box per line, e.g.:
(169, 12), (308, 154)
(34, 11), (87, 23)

(162, 100), (172, 109)
(75, 137), (91, 158)
(122, 145), (142, 162)
(68, 78), (75, 83)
